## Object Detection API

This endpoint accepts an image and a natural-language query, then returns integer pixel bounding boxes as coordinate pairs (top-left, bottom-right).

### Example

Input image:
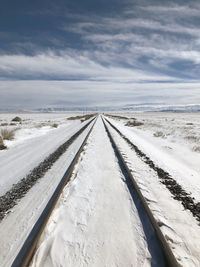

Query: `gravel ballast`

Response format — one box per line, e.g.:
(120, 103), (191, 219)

(0, 119), (94, 221)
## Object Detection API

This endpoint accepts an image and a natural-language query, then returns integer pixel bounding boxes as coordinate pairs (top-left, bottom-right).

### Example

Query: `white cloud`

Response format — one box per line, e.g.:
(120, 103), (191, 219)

(1, 80), (200, 109)
(0, 51), (175, 82)
(139, 3), (200, 17)
(1, 1), (200, 108)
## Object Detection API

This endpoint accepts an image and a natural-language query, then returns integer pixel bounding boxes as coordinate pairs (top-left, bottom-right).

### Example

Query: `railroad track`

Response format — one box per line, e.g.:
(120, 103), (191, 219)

(11, 116), (97, 267)
(104, 116), (200, 223)
(11, 115), (181, 266)
(0, 117), (96, 222)
(102, 116), (180, 267)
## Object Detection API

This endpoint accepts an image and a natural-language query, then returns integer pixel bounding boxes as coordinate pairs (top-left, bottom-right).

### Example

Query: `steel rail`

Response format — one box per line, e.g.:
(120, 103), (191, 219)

(104, 117), (200, 223)
(102, 116), (180, 267)
(0, 116), (97, 222)
(11, 116), (97, 267)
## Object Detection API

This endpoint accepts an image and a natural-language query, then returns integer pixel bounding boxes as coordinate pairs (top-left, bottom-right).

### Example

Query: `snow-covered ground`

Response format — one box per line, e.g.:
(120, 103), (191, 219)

(109, 112), (200, 159)
(107, 113), (200, 202)
(0, 112), (199, 267)
(105, 118), (200, 267)
(0, 113), (80, 149)
(0, 119), (94, 267)
(0, 113), (88, 195)
(30, 118), (165, 267)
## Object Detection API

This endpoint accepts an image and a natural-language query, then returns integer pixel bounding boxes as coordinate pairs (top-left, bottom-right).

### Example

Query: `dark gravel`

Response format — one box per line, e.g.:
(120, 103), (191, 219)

(106, 118), (200, 223)
(0, 119), (94, 221)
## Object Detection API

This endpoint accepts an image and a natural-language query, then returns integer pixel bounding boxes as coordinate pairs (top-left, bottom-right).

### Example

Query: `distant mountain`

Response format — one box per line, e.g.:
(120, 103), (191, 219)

(1, 104), (200, 113)
(33, 104), (200, 113)
(121, 104), (200, 112)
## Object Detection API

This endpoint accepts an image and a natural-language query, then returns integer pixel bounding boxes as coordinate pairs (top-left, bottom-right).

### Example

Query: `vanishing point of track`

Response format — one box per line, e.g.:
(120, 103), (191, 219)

(11, 117), (97, 267)
(102, 116), (179, 267)
(11, 115), (180, 267)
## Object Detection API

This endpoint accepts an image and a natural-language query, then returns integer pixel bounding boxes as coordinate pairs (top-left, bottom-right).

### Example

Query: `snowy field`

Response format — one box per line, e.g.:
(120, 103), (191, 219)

(107, 112), (200, 202)
(110, 112), (200, 156)
(0, 112), (94, 266)
(0, 113), (86, 195)
(0, 112), (200, 266)
(0, 113), (82, 149)
(105, 114), (200, 266)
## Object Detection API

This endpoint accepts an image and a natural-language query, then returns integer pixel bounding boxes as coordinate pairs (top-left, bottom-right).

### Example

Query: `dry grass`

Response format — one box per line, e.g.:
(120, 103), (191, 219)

(67, 114), (95, 122)
(11, 116), (22, 122)
(193, 145), (200, 153)
(153, 131), (166, 138)
(106, 114), (129, 120)
(52, 123), (58, 128)
(185, 135), (199, 142)
(125, 120), (144, 127)
(35, 122), (47, 128)
(0, 136), (7, 150)
(1, 128), (16, 140)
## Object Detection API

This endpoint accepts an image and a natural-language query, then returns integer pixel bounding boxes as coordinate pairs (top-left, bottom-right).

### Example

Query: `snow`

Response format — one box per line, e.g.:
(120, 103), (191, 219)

(1, 112), (199, 267)
(30, 117), (163, 267)
(0, 112), (75, 123)
(0, 115), (91, 196)
(106, 113), (200, 202)
(0, 120), (94, 267)
(0, 113), (78, 149)
(4, 126), (57, 147)
(105, 118), (200, 267)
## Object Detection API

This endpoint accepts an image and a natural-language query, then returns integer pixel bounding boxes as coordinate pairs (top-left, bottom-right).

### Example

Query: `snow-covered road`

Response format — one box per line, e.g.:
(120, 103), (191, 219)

(30, 117), (164, 267)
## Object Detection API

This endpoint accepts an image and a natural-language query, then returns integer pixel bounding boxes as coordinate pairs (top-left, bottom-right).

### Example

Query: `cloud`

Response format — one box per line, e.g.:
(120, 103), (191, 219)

(1, 80), (200, 109)
(139, 3), (200, 17)
(1, 0), (200, 109)
(0, 50), (176, 82)
(67, 6), (200, 79)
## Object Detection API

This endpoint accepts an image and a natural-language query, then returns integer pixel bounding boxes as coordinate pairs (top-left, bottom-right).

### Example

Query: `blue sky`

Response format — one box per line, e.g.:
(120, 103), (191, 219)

(0, 0), (200, 109)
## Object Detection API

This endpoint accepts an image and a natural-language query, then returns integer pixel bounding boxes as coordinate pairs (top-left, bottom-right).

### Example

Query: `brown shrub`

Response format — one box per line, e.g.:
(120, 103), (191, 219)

(12, 116), (22, 122)
(153, 131), (165, 138)
(67, 114), (95, 122)
(125, 120), (144, 127)
(1, 128), (15, 140)
(0, 136), (7, 150)
(193, 146), (200, 153)
(52, 123), (58, 128)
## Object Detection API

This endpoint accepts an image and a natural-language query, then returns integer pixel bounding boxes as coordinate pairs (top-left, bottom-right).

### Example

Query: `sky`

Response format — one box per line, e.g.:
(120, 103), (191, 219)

(0, 0), (200, 109)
